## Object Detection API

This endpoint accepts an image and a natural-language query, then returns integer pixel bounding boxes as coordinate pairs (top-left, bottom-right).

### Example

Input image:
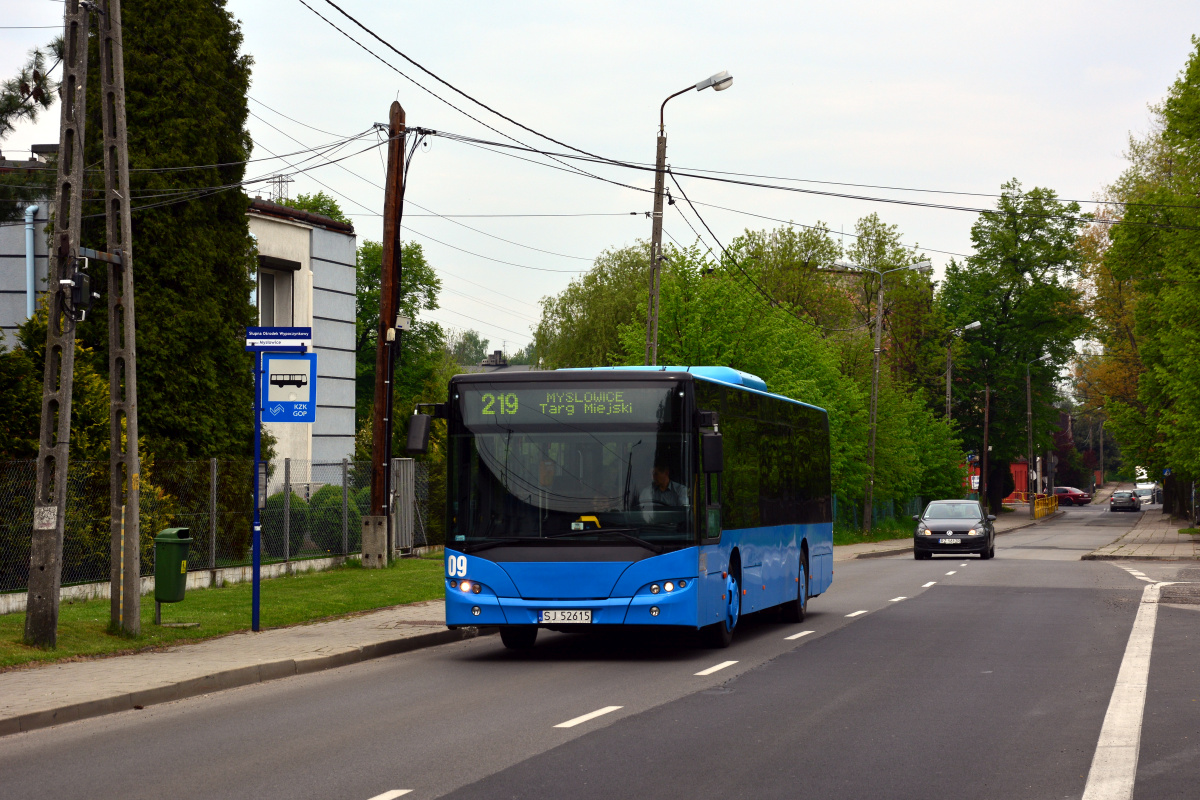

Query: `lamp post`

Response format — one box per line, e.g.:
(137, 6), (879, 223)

(1026, 353), (1050, 518)
(836, 258), (933, 531)
(644, 70), (733, 365)
(945, 321), (981, 420)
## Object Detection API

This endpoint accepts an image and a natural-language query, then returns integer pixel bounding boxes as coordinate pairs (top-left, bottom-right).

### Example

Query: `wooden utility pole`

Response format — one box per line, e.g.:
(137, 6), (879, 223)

(369, 102), (406, 541)
(100, 0), (141, 635)
(26, 0), (142, 646)
(25, 0), (93, 647)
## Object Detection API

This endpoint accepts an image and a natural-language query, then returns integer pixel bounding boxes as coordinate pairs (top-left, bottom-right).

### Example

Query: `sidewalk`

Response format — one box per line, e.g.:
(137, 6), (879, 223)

(835, 507), (1064, 561)
(0, 600), (479, 738)
(0, 510), (1067, 739)
(1083, 510), (1200, 561)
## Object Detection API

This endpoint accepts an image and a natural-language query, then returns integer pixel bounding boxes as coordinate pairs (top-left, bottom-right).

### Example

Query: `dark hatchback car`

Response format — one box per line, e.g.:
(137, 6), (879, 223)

(913, 500), (996, 559)
(1110, 490), (1141, 512)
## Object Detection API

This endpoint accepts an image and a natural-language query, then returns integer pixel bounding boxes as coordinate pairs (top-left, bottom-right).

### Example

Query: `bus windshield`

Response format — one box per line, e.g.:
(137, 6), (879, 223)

(450, 382), (692, 549)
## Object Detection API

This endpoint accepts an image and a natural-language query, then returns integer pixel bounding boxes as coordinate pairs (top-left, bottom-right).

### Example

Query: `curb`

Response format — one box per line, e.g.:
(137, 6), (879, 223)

(1081, 553), (1200, 562)
(0, 625), (494, 739)
(852, 510), (1066, 560)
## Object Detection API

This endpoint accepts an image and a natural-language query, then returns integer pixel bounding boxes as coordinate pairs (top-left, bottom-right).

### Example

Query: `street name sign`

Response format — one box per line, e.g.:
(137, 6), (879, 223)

(245, 326), (312, 351)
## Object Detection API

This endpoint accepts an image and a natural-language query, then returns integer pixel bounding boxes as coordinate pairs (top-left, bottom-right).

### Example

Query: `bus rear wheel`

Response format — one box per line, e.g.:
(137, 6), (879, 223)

(500, 626), (538, 650)
(779, 560), (808, 623)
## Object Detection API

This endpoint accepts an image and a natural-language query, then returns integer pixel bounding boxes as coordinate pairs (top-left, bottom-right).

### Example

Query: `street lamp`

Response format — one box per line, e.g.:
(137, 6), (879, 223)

(945, 321), (981, 420)
(1026, 353), (1051, 518)
(644, 71), (733, 365)
(835, 258), (933, 531)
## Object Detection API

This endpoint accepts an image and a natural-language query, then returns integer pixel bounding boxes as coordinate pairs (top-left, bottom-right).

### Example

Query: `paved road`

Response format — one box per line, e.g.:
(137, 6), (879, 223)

(1, 503), (1196, 799)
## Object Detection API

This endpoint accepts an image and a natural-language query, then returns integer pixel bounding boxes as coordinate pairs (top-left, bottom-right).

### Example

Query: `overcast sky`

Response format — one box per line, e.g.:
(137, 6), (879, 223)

(3, 2), (1196, 351)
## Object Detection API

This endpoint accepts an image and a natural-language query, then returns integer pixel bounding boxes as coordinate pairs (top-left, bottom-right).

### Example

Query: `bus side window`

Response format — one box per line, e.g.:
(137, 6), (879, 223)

(706, 473), (721, 538)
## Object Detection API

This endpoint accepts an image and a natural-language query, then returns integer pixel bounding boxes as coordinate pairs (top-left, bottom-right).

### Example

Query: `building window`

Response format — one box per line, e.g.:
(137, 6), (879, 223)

(258, 269), (292, 327)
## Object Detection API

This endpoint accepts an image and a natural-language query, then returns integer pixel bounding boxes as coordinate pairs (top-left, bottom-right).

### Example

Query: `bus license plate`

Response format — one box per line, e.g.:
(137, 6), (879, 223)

(938, 538), (959, 544)
(539, 609), (592, 624)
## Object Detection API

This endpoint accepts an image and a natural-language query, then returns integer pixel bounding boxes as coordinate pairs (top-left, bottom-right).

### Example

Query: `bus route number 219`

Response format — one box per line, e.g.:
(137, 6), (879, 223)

(481, 393), (518, 416)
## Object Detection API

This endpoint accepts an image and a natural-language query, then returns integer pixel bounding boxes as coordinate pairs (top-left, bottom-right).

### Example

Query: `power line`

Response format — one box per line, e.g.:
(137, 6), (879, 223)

(402, 225), (587, 274)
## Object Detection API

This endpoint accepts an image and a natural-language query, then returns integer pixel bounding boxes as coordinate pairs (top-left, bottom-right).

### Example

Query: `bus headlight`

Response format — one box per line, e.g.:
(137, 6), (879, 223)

(664, 581), (675, 592)
(650, 584), (660, 594)
(650, 606), (660, 616)
(460, 580), (473, 592)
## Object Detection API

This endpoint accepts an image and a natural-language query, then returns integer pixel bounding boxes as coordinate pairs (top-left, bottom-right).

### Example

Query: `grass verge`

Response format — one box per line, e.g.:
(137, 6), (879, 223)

(0, 557), (444, 670)
(833, 518), (914, 547)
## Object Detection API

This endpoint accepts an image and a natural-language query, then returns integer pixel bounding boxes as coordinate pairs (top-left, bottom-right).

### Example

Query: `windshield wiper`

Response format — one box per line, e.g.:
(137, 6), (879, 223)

(461, 537), (533, 554)
(545, 528), (664, 554)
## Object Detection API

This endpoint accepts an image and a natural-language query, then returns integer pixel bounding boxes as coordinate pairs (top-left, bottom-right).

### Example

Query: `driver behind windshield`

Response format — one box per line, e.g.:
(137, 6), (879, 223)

(640, 456), (689, 508)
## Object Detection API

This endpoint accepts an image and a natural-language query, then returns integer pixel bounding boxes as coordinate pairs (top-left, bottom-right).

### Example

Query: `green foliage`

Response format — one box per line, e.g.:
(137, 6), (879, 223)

(939, 180), (1088, 468)
(288, 191), (349, 224)
(535, 242), (650, 368)
(447, 328), (489, 365)
(57, 0), (260, 460)
(0, 38), (62, 141)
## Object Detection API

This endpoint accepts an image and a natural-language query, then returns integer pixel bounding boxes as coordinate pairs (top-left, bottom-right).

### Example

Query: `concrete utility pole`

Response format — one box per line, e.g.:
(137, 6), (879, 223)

(1027, 365), (1035, 518)
(100, 0), (142, 636)
(25, 0), (93, 647)
(26, 0), (143, 646)
(369, 102), (406, 543)
(981, 385), (990, 513)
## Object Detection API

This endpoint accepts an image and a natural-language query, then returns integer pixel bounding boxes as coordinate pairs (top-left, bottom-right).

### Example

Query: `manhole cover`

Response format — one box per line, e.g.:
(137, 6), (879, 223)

(1161, 585), (1200, 605)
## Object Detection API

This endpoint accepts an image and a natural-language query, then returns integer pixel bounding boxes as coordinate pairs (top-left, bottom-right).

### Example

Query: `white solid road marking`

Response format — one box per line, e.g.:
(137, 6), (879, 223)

(889, 596), (907, 602)
(695, 660), (739, 676)
(946, 571), (957, 575)
(367, 792), (412, 800)
(1081, 582), (1173, 800)
(785, 630), (814, 640)
(555, 706), (623, 728)
(846, 610), (868, 617)
(922, 581), (937, 588)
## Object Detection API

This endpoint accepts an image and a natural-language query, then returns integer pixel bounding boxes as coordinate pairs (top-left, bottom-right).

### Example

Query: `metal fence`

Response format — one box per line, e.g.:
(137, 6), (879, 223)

(0, 458), (443, 595)
(833, 495), (926, 531)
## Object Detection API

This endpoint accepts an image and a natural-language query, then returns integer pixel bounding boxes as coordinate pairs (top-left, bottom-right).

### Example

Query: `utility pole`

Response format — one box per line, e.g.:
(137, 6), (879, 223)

(945, 338), (954, 420)
(369, 102), (406, 547)
(25, 0), (92, 648)
(643, 133), (666, 366)
(981, 385), (990, 514)
(862, 272), (886, 532)
(1026, 366), (1034, 519)
(100, 0), (142, 636)
(26, 1), (143, 646)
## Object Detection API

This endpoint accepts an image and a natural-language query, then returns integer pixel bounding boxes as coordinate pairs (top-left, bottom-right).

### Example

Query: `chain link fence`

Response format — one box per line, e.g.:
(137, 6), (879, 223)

(0, 458), (417, 595)
(833, 495), (926, 531)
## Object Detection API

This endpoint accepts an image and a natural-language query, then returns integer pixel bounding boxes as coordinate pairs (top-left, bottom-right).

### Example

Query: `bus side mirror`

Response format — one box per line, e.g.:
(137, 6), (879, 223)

(407, 413), (432, 454)
(702, 432), (723, 473)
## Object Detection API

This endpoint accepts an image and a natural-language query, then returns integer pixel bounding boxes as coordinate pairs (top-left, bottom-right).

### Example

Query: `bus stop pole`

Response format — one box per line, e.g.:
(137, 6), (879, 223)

(252, 349), (262, 632)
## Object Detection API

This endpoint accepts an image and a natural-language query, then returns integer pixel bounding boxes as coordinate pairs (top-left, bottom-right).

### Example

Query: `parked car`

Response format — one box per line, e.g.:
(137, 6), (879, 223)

(1053, 486), (1092, 505)
(1134, 487), (1156, 504)
(1110, 490), (1141, 512)
(913, 500), (996, 559)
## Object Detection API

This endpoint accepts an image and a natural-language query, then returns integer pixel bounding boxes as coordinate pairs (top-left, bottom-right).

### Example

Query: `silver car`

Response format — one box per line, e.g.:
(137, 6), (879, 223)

(1110, 490), (1141, 512)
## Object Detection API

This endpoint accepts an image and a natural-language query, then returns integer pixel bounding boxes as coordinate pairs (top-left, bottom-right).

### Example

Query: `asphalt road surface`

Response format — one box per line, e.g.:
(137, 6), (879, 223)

(2, 503), (1196, 800)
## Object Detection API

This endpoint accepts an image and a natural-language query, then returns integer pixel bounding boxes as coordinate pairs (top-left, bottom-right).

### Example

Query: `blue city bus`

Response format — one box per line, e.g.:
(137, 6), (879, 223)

(410, 366), (833, 649)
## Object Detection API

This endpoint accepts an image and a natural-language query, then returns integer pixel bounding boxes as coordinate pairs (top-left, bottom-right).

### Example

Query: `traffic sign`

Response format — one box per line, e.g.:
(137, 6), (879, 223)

(262, 353), (317, 423)
(245, 326), (312, 351)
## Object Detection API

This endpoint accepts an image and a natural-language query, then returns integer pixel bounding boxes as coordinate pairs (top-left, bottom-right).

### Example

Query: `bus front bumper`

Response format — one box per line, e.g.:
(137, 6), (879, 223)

(445, 587), (697, 628)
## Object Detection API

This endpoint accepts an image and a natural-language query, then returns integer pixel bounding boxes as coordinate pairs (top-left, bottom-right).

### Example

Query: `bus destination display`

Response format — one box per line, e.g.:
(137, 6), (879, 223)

(461, 385), (673, 426)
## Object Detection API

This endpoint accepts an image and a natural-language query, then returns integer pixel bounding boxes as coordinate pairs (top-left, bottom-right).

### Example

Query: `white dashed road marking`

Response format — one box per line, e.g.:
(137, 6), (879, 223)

(368, 791), (412, 800)
(785, 630), (814, 640)
(1082, 582), (1173, 800)
(694, 660), (739, 676)
(946, 571), (957, 575)
(889, 597), (906, 602)
(846, 610), (868, 617)
(959, 563), (968, 566)
(922, 581), (936, 588)
(555, 706), (623, 728)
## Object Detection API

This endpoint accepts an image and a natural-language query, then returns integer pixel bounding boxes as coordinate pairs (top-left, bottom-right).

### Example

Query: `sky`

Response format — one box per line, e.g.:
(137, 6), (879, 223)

(3, 1), (1197, 352)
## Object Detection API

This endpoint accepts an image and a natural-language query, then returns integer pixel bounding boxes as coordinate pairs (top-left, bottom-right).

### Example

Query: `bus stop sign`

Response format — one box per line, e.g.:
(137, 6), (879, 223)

(262, 353), (317, 422)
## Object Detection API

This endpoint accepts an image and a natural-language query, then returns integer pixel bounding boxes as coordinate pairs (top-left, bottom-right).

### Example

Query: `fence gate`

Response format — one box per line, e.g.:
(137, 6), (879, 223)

(391, 458), (415, 553)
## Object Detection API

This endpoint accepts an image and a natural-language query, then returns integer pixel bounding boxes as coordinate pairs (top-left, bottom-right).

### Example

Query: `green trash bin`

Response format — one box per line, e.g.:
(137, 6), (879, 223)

(154, 527), (192, 605)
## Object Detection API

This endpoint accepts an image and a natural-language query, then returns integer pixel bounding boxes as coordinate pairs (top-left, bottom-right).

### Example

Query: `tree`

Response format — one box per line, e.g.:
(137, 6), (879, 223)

(535, 242), (649, 368)
(0, 39), (62, 141)
(288, 191), (349, 224)
(939, 180), (1088, 509)
(446, 328), (489, 365)
(354, 239), (443, 431)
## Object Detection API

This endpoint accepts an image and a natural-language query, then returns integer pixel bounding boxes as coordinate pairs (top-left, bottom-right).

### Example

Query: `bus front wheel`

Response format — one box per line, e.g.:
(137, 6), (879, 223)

(703, 571), (741, 648)
(500, 625), (538, 650)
